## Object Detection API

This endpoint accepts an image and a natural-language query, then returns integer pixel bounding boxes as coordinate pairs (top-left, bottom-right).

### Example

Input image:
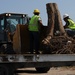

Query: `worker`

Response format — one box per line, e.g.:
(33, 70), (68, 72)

(5, 20), (16, 41)
(28, 9), (43, 54)
(63, 14), (75, 37)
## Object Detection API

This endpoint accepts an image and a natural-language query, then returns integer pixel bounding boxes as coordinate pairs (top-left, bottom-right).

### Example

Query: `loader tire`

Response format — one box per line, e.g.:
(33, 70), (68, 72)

(0, 65), (8, 75)
(0, 64), (16, 75)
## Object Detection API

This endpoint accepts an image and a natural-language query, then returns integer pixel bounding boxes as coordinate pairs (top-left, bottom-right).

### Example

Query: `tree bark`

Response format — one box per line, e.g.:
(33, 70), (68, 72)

(42, 3), (67, 45)
(42, 3), (55, 44)
(53, 3), (66, 35)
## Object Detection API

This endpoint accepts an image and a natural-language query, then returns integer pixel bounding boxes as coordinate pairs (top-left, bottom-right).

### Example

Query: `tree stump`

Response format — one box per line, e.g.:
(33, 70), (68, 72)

(42, 3), (66, 45)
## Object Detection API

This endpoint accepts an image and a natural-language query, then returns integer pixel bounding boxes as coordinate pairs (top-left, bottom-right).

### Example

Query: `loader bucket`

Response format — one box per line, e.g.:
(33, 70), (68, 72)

(13, 24), (30, 54)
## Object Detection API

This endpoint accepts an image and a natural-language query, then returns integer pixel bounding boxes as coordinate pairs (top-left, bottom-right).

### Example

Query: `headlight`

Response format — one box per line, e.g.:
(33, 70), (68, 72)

(6, 14), (8, 16)
(23, 15), (25, 17)
(6, 14), (11, 16)
(9, 14), (11, 16)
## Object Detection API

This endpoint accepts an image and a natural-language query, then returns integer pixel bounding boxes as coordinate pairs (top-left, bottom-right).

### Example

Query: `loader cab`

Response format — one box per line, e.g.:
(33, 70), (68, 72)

(0, 13), (29, 42)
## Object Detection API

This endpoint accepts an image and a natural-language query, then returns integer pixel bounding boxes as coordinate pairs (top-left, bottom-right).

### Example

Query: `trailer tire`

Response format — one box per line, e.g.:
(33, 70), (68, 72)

(35, 67), (50, 73)
(0, 65), (8, 75)
(7, 64), (16, 75)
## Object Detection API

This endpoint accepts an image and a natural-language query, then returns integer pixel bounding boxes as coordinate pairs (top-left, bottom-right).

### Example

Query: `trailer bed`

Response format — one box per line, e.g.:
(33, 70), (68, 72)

(0, 54), (75, 62)
(0, 54), (75, 69)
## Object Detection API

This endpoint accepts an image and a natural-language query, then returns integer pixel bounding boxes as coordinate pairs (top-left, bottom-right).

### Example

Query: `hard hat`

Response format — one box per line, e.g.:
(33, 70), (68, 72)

(33, 9), (40, 14)
(63, 14), (69, 19)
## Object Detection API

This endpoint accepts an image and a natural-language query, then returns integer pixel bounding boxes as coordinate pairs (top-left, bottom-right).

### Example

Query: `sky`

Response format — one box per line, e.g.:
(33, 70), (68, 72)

(0, 0), (75, 25)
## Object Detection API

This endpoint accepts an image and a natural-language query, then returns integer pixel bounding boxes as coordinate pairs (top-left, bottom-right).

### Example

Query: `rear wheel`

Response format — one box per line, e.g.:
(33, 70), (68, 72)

(0, 64), (15, 75)
(35, 67), (50, 73)
(7, 64), (16, 75)
(0, 65), (8, 75)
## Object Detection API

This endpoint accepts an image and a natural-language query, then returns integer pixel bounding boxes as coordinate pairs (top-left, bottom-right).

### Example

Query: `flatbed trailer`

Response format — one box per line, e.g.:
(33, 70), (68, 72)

(0, 54), (75, 75)
(0, 13), (75, 75)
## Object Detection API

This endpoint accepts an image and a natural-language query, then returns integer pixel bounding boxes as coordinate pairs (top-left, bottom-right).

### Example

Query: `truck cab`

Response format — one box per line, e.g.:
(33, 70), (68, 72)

(0, 13), (29, 54)
(0, 13), (29, 42)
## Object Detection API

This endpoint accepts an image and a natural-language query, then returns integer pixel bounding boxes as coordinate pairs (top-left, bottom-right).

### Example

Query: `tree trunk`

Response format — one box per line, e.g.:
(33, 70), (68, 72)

(42, 3), (55, 45)
(42, 3), (67, 45)
(53, 3), (66, 35)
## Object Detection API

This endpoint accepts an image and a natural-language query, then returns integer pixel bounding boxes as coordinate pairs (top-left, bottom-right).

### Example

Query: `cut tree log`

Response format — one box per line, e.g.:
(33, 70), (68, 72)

(42, 3), (55, 45)
(53, 3), (66, 35)
(42, 3), (67, 45)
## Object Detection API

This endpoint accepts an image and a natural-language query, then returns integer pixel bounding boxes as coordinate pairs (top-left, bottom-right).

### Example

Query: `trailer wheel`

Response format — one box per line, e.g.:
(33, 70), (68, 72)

(0, 64), (16, 75)
(7, 64), (16, 75)
(0, 65), (8, 75)
(35, 67), (50, 73)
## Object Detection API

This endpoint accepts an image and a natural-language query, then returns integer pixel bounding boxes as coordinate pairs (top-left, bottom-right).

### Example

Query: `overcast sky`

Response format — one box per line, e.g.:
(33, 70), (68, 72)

(0, 0), (75, 25)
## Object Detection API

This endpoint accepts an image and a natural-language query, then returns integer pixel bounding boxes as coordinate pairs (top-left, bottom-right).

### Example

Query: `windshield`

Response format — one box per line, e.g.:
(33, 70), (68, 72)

(6, 14), (27, 27)
(5, 14), (29, 33)
(6, 19), (18, 27)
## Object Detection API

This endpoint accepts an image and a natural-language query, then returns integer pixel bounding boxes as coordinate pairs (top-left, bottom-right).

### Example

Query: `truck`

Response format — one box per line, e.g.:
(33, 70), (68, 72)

(0, 13), (75, 75)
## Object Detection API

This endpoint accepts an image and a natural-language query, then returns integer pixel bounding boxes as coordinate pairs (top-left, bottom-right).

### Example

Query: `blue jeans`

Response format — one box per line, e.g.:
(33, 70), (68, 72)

(29, 31), (40, 53)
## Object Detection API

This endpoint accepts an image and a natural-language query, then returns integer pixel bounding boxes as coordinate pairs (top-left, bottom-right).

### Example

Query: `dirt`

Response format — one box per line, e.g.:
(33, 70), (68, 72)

(17, 67), (75, 75)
